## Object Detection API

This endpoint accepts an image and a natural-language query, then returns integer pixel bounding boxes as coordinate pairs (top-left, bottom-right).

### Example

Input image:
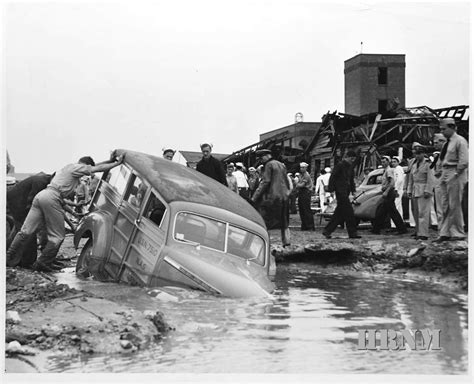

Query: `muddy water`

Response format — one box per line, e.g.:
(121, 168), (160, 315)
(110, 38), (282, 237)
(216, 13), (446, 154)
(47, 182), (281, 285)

(51, 263), (468, 374)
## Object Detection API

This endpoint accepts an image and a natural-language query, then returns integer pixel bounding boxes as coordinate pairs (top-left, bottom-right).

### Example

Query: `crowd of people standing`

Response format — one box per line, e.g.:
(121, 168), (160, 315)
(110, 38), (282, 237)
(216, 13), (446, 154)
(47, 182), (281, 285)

(195, 117), (468, 245)
(6, 118), (467, 271)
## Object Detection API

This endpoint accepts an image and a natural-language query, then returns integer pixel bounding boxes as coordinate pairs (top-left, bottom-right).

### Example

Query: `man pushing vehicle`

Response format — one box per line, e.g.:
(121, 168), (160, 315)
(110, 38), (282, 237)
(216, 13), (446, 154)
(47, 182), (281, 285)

(6, 151), (124, 272)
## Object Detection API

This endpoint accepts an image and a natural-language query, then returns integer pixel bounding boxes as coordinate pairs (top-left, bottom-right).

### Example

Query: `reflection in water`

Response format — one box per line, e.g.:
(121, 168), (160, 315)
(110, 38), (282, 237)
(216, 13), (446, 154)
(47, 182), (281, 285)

(51, 264), (468, 373)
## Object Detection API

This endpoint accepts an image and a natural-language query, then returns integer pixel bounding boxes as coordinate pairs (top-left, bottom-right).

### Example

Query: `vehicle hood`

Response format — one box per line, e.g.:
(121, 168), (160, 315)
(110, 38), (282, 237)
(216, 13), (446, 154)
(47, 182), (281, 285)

(161, 243), (275, 298)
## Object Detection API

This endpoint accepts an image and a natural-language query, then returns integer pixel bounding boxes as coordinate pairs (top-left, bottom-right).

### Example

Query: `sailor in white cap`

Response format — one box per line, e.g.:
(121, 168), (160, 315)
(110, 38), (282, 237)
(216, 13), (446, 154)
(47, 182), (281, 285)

(234, 162), (250, 200)
(391, 155), (405, 223)
(162, 148), (176, 161)
(372, 154), (407, 235)
(315, 166), (332, 213)
(295, 162), (314, 230)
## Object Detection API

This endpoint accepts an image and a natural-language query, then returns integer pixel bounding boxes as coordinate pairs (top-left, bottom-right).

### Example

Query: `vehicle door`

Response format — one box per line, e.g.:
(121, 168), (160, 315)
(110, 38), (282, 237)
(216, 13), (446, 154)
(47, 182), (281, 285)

(118, 189), (169, 286)
(102, 164), (139, 278)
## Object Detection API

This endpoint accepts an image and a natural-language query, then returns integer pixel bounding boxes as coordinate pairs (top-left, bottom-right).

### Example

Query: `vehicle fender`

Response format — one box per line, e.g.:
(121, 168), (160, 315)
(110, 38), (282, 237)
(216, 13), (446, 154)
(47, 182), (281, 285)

(353, 191), (384, 219)
(73, 210), (114, 260)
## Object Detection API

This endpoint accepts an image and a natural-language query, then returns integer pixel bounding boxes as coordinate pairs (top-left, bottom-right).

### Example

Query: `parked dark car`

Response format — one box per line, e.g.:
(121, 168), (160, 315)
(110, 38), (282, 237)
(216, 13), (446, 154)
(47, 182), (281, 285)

(322, 167), (407, 227)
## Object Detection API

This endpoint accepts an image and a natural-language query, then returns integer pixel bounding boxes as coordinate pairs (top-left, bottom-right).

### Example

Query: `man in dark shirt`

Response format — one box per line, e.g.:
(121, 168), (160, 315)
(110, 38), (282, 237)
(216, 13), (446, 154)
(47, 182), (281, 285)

(252, 149), (291, 246)
(196, 143), (227, 186)
(7, 153), (123, 272)
(6, 172), (53, 267)
(322, 151), (361, 239)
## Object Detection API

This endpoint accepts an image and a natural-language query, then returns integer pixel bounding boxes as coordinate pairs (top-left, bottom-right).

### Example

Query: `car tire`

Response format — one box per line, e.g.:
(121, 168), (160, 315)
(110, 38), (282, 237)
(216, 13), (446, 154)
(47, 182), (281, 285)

(76, 238), (92, 278)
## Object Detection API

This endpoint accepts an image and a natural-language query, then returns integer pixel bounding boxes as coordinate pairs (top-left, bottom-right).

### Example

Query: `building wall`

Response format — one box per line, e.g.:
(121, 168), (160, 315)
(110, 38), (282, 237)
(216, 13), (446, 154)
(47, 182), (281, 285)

(344, 54), (405, 116)
(259, 122), (321, 150)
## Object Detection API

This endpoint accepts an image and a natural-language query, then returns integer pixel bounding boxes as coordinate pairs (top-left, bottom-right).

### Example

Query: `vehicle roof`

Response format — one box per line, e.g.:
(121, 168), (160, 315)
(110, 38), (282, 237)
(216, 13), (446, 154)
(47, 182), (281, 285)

(368, 165), (408, 177)
(116, 149), (265, 227)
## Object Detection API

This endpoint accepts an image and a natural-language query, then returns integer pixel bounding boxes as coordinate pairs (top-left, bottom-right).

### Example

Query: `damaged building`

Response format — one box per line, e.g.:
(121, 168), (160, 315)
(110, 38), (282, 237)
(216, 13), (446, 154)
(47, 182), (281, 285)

(303, 104), (469, 178)
(221, 53), (468, 178)
(222, 115), (321, 173)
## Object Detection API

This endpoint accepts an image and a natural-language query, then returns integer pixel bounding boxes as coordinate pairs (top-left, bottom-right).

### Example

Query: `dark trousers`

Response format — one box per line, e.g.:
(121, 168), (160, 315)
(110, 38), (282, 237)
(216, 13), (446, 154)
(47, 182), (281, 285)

(298, 189), (315, 230)
(238, 188), (249, 201)
(289, 193), (297, 214)
(324, 192), (357, 236)
(373, 190), (406, 232)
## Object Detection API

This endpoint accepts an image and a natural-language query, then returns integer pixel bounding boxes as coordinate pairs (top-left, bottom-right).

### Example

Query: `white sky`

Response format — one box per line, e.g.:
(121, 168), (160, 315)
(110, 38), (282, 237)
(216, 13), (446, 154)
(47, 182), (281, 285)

(2, 0), (471, 173)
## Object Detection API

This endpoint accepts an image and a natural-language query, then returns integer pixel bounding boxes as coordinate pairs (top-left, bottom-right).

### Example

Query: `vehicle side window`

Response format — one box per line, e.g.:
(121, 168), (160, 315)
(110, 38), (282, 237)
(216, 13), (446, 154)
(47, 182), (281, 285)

(124, 175), (147, 209)
(367, 175), (381, 185)
(144, 192), (166, 228)
(227, 226), (265, 265)
(105, 165), (131, 196)
(174, 213), (226, 251)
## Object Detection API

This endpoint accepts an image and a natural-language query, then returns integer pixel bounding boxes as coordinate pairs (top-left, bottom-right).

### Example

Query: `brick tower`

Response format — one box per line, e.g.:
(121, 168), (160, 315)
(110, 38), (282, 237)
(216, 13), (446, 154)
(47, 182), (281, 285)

(344, 54), (406, 116)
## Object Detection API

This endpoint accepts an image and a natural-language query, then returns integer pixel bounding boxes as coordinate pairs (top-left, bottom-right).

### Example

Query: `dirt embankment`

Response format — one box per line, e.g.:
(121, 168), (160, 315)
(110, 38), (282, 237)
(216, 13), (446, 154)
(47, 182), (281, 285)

(269, 226), (468, 291)
(5, 265), (174, 372)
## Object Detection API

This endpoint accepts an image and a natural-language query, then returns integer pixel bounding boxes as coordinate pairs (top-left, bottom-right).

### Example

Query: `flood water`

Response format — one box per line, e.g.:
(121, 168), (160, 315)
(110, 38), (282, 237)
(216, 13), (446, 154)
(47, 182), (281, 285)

(52, 263), (468, 374)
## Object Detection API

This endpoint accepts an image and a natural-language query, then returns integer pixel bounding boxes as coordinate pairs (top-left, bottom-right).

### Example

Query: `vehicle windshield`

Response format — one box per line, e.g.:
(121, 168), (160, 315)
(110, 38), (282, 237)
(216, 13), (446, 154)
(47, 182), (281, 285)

(366, 173), (383, 185)
(174, 212), (265, 265)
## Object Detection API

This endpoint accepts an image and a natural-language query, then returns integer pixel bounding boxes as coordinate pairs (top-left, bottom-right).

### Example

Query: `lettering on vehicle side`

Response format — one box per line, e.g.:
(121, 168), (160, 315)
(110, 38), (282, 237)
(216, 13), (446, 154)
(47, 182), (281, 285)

(134, 256), (148, 271)
(137, 235), (159, 258)
(358, 329), (442, 351)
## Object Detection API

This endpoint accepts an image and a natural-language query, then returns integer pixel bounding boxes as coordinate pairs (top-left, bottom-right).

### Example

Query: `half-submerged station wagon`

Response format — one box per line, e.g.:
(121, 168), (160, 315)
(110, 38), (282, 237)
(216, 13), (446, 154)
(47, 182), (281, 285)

(74, 149), (275, 297)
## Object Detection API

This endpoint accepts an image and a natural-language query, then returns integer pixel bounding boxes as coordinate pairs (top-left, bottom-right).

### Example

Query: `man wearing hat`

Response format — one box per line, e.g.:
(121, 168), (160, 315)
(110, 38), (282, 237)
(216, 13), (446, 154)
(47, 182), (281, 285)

(372, 155), (407, 235)
(196, 143), (227, 186)
(322, 151), (361, 239)
(163, 148), (175, 161)
(296, 162), (315, 231)
(434, 118), (469, 242)
(252, 149), (291, 246)
(406, 147), (435, 240)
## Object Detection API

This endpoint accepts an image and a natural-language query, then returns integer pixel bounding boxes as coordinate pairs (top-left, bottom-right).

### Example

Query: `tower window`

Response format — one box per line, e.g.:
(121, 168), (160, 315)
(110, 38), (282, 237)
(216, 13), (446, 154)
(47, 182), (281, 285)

(378, 67), (388, 85)
(378, 99), (388, 113)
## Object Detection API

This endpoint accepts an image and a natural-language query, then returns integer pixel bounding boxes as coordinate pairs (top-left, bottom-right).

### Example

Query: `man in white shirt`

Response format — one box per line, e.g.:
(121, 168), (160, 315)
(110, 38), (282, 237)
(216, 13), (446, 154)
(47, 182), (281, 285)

(434, 118), (469, 242)
(234, 162), (250, 200)
(391, 156), (405, 226)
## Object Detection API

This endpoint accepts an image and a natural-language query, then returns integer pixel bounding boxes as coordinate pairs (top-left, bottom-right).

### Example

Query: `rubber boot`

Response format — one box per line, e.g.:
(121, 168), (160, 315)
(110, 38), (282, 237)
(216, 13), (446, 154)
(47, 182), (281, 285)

(36, 240), (63, 267)
(6, 231), (29, 267)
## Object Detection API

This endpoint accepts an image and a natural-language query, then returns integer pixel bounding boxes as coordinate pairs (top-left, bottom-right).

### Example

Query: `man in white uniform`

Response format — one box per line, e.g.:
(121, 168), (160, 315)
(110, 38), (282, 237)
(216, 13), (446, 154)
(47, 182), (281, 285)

(391, 156), (405, 227)
(315, 167), (332, 213)
(234, 162), (250, 200)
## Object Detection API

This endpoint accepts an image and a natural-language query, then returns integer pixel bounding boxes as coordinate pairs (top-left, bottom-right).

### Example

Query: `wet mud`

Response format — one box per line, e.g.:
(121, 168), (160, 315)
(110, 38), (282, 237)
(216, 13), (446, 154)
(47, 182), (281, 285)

(270, 224), (468, 292)
(5, 241), (173, 372)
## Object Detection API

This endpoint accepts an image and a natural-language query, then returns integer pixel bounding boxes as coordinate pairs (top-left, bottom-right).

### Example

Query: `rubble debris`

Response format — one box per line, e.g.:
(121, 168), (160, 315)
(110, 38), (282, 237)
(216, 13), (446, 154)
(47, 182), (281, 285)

(6, 310), (21, 324)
